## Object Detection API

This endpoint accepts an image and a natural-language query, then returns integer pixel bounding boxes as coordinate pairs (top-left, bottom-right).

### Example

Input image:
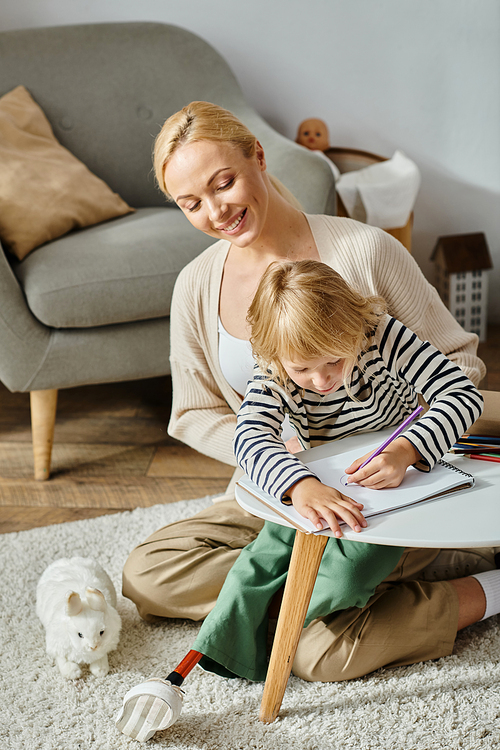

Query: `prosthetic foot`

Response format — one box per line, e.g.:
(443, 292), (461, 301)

(115, 650), (202, 743)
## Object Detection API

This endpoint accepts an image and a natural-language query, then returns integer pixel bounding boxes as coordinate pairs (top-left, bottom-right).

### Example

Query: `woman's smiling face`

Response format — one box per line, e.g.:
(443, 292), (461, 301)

(163, 139), (270, 247)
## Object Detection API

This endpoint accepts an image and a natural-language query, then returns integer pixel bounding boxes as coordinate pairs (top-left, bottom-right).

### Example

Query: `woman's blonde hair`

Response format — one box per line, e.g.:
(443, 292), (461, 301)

(248, 259), (386, 393)
(153, 101), (302, 208)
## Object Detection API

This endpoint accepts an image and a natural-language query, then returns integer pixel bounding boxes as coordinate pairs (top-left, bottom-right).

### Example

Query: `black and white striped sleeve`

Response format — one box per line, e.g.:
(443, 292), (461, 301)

(378, 316), (484, 470)
(233, 379), (316, 500)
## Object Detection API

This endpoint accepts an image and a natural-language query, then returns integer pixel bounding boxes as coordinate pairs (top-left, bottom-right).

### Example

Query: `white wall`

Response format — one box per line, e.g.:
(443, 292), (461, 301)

(3, 0), (500, 321)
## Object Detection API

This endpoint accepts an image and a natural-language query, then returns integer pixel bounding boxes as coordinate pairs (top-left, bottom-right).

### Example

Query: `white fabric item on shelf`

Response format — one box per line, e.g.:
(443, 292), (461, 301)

(335, 150), (421, 229)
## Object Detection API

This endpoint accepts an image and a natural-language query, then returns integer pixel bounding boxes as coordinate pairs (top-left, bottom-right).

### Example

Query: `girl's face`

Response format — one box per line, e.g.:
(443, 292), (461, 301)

(280, 353), (347, 395)
(163, 139), (270, 247)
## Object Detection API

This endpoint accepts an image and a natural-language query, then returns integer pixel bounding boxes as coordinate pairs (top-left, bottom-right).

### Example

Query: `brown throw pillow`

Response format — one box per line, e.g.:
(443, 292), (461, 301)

(0, 85), (134, 260)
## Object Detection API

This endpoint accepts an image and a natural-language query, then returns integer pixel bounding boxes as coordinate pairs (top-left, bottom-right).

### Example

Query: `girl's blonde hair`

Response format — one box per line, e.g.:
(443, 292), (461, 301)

(153, 101), (301, 208)
(248, 259), (386, 393)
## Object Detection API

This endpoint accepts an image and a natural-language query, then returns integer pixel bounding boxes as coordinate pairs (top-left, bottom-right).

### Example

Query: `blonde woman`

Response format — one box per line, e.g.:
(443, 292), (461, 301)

(123, 102), (495, 682)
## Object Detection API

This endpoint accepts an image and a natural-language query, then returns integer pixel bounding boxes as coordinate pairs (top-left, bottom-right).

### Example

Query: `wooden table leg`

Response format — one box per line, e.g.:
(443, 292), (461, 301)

(259, 531), (328, 724)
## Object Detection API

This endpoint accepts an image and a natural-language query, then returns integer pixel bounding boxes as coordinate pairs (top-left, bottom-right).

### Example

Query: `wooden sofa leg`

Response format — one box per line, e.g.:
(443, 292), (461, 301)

(30, 389), (58, 481)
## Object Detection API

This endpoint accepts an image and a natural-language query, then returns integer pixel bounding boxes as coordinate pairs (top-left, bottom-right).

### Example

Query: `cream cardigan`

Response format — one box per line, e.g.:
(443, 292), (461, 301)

(169, 215), (485, 480)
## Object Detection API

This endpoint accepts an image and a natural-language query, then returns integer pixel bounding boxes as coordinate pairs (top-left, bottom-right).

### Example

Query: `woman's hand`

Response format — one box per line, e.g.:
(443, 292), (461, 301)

(344, 436), (421, 489)
(286, 476), (367, 537)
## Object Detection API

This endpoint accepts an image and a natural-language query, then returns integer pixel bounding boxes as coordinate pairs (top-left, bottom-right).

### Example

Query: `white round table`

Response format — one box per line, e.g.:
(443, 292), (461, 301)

(235, 428), (500, 548)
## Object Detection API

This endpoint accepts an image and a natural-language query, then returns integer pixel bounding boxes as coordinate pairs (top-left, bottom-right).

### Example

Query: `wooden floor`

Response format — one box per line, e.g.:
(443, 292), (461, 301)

(0, 325), (499, 534)
(0, 376), (233, 533)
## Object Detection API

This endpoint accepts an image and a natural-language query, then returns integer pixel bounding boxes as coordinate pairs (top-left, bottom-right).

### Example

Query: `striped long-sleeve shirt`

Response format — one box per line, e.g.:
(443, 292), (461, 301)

(234, 315), (483, 502)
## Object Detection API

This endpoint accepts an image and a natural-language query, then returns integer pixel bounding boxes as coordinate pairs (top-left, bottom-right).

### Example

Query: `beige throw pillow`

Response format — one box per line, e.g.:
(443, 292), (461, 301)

(0, 85), (134, 260)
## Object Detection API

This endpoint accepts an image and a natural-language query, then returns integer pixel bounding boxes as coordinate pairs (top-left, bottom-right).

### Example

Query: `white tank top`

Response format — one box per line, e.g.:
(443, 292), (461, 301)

(217, 317), (255, 397)
(217, 317), (294, 441)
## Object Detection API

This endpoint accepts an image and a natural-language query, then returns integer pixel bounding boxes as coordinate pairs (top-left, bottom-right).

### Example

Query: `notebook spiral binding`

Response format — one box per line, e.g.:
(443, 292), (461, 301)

(438, 458), (475, 484)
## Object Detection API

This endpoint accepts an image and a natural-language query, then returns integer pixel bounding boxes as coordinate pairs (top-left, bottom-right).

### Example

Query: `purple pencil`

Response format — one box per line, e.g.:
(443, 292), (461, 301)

(357, 405), (424, 471)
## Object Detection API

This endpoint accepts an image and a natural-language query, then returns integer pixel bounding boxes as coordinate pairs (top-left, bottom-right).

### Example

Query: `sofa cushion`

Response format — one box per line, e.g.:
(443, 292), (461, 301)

(12, 208), (211, 328)
(0, 85), (133, 260)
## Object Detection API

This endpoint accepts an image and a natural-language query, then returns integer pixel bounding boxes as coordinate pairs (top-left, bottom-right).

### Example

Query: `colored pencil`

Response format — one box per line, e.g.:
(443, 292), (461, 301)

(452, 444), (500, 452)
(357, 405), (424, 471)
(453, 442), (500, 452)
(468, 454), (500, 464)
(461, 434), (500, 445)
(451, 448), (500, 455)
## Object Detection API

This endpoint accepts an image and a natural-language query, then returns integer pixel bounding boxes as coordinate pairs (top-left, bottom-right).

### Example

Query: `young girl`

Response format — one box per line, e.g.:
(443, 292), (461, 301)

(188, 259), (483, 682)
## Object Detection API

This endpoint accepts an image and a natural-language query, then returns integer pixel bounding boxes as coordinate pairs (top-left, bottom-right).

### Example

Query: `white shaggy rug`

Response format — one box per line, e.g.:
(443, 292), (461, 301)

(1, 496), (500, 750)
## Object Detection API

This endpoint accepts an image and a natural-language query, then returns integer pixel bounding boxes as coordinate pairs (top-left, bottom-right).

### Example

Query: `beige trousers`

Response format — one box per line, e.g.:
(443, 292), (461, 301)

(122, 499), (479, 682)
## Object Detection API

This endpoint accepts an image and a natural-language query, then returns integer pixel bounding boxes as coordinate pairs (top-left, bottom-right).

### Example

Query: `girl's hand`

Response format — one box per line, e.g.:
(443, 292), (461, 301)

(286, 476), (367, 537)
(344, 436), (421, 489)
(285, 435), (302, 454)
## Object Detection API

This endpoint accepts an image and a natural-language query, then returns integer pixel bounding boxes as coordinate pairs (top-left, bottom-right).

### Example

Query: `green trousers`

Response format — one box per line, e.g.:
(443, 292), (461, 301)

(194, 521), (403, 681)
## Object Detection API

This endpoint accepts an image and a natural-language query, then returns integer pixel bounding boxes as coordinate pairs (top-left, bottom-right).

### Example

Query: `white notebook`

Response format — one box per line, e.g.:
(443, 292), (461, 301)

(237, 440), (475, 534)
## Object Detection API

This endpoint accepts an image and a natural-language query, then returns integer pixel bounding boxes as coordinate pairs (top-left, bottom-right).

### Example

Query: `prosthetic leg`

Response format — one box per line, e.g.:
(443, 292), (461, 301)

(115, 650), (202, 743)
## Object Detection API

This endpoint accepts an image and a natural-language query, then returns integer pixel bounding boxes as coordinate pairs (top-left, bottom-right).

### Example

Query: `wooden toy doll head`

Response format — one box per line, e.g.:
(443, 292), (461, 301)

(295, 118), (330, 151)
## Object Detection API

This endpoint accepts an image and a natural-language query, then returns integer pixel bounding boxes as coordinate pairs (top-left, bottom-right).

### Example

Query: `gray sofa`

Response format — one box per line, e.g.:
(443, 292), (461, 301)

(0, 21), (336, 478)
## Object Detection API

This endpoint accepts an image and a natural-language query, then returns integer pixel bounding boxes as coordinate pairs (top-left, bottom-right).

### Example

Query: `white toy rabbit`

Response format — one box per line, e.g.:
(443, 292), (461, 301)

(36, 557), (121, 679)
